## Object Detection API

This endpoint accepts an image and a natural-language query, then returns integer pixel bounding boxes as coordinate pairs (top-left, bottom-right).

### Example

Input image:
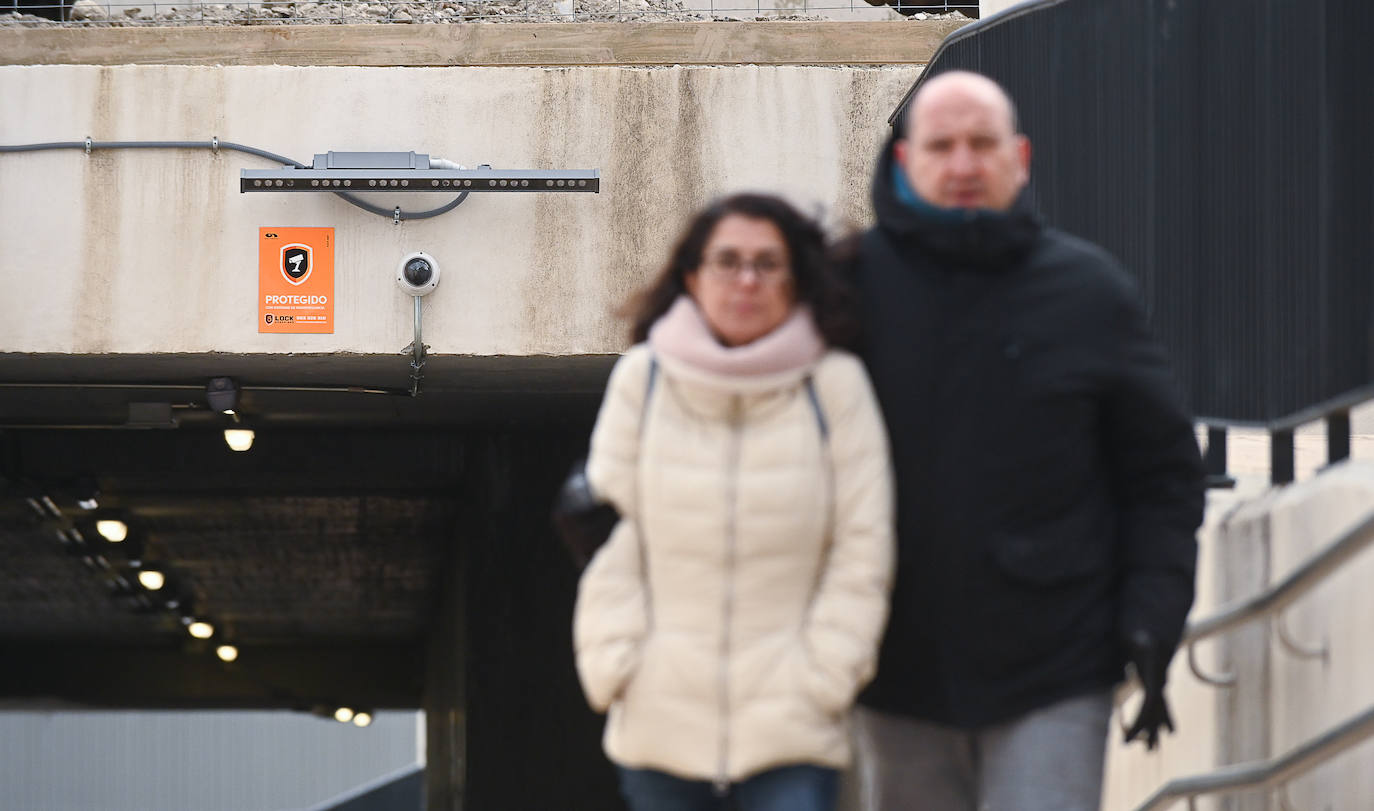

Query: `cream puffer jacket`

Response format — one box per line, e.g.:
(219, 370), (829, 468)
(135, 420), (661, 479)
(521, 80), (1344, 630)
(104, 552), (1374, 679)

(573, 297), (894, 784)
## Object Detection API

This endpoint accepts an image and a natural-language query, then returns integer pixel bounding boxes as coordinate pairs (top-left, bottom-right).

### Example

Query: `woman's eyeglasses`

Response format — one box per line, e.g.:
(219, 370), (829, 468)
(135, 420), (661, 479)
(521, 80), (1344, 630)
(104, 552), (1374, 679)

(699, 254), (790, 281)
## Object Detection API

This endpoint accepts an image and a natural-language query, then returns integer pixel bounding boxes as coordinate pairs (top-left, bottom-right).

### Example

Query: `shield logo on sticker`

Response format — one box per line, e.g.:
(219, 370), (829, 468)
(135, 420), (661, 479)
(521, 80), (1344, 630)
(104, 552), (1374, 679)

(281, 244), (312, 285)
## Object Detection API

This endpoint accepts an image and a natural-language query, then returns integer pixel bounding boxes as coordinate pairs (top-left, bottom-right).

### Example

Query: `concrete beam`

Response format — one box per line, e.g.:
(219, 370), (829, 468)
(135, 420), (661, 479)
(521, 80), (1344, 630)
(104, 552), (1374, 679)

(0, 642), (425, 708)
(0, 21), (966, 67)
(0, 63), (920, 358)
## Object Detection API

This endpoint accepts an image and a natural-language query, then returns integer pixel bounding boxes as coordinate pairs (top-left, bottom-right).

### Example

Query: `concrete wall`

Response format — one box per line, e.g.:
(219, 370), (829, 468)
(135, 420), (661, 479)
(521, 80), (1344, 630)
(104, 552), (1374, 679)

(980, 0), (1021, 17)
(1102, 458), (1374, 811)
(1244, 463), (1374, 810)
(0, 709), (421, 811)
(0, 63), (917, 359)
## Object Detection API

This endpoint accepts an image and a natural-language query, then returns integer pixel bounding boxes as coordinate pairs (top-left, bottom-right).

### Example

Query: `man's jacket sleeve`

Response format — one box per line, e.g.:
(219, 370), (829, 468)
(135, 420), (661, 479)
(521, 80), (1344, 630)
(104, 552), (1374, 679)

(1103, 283), (1206, 658)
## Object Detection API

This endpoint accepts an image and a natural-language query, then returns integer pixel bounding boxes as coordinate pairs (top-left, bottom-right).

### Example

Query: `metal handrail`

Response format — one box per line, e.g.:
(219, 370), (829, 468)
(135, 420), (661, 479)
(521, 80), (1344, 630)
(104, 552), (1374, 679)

(1130, 703), (1374, 811)
(1122, 507), (1374, 808)
(1112, 504), (1374, 717)
(1184, 508), (1374, 645)
(1176, 507), (1374, 686)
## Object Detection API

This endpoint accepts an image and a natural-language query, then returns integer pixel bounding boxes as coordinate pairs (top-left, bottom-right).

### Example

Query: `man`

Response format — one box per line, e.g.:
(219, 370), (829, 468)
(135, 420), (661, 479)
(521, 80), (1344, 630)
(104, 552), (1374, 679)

(845, 71), (1205, 810)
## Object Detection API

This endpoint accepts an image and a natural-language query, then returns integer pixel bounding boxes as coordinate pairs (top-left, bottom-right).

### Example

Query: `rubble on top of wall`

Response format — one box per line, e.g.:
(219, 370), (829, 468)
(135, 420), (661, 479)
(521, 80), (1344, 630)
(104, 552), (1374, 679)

(0, 1), (969, 27)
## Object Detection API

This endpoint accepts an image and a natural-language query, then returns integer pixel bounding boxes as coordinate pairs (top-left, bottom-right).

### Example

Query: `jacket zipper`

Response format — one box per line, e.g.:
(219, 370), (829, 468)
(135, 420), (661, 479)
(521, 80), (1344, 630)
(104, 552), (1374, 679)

(714, 395), (743, 796)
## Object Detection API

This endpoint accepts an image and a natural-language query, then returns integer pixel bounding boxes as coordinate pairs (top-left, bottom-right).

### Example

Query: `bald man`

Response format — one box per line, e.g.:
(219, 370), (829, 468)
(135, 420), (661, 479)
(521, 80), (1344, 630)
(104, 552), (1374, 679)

(840, 71), (1205, 810)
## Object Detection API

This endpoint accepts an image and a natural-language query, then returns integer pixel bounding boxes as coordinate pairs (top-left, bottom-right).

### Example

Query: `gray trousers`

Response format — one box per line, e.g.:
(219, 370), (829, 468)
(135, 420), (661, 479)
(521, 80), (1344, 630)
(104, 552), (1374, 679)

(848, 690), (1113, 811)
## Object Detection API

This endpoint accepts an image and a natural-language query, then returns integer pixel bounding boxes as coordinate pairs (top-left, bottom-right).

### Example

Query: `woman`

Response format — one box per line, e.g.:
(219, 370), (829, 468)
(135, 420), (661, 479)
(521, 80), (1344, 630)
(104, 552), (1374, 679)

(573, 193), (894, 811)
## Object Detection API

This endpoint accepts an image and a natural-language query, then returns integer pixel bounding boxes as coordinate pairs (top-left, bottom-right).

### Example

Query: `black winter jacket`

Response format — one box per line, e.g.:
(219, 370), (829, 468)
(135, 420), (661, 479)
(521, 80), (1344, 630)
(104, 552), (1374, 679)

(850, 129), (1205, 728)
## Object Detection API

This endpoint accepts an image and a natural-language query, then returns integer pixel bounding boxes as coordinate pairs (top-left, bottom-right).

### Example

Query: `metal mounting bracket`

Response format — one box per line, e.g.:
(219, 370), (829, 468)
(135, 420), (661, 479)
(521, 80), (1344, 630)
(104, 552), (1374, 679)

(1275, 612), (1329, 664)
(1187, 639), (1236, 688)
(403, 296), (427, 397)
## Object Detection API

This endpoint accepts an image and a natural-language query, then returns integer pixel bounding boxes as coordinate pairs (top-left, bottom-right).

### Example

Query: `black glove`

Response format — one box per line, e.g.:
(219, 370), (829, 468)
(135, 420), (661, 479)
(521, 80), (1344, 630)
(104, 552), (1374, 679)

(1123, 629), (1174, 750)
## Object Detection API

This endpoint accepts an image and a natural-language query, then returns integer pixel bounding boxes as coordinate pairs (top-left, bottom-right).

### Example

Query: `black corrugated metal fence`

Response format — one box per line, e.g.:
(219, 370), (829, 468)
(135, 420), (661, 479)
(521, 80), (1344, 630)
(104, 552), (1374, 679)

(896, 0), (1374, 431)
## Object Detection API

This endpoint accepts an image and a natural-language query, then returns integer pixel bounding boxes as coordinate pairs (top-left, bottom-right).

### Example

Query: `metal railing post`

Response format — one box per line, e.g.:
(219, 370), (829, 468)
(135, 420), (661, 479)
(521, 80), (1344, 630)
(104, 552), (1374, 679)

(1203, 426), (1236, 489)
(1326, 410), (1351, 466)
(1271, 428), (1295, 485)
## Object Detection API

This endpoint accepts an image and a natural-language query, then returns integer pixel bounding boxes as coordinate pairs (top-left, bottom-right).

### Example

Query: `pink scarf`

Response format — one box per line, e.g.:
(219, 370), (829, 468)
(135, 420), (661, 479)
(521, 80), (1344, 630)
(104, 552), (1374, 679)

(648, 296), (825, 381)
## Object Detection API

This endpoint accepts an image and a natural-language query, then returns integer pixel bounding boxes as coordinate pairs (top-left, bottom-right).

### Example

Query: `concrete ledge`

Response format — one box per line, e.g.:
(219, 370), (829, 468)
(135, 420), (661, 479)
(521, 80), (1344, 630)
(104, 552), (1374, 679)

(0, 642), (426, 708)
(0, 20), (966, 67)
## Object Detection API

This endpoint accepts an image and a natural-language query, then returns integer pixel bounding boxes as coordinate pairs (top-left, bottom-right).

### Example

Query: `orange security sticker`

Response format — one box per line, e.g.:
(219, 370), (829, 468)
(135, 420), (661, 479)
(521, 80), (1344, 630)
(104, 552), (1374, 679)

(259, 227), (334, 333)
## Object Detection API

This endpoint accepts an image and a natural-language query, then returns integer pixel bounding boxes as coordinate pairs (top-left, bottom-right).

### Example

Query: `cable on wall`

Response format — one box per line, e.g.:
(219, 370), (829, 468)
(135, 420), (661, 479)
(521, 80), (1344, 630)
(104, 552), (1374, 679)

(0, 139), (470, 221)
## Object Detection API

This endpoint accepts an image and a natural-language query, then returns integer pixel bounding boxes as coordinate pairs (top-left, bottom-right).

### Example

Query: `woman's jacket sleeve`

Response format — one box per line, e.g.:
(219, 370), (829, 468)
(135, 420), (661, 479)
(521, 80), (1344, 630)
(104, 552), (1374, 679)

(802, 353), (896, 713)
(573, 347), (653, 713)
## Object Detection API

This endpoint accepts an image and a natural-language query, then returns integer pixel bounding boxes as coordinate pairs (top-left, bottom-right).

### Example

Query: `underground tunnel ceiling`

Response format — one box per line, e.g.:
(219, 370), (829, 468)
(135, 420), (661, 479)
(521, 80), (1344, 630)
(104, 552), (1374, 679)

(0, 352), (613, 709)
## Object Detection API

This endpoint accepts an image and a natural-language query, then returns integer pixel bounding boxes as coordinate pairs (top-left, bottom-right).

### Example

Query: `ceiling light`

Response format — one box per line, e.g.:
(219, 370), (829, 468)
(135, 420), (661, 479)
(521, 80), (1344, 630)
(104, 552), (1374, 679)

(56, 527), (84, 553)
(187, 621), (214, 639)
(137, 569), (165, 591)
(224, 428), (255, 452)
(25, 496), (62, 520)
(334, 707), (354, 723)
(352, 712), (372, 728)
(96, 519), (128, 543)
(216, 645), (239, 663)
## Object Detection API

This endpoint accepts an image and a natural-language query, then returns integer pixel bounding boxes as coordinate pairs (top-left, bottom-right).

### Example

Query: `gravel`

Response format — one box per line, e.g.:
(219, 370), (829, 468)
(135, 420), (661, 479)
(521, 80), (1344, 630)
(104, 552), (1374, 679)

(1, 1), (970, 26)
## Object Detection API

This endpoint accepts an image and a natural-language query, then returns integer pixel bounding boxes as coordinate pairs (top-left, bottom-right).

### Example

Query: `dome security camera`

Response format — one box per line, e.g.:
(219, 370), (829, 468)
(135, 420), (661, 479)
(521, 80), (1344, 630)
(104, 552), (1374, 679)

(397, 252), (441, 297)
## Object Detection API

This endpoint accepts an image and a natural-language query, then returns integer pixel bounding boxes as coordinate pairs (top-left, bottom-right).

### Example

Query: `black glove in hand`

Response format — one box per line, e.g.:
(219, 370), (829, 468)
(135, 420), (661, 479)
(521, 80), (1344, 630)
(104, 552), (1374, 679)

(1123, 629), (1174, 750)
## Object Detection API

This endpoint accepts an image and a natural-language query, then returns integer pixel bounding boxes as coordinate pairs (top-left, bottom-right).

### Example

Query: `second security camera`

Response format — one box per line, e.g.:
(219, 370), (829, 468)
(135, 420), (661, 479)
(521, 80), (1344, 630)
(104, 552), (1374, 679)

(397, 252), (441, 296)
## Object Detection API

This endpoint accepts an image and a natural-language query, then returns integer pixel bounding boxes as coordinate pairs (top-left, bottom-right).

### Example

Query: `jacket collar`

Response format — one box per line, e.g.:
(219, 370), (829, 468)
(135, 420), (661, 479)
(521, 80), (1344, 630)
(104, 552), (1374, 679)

(648, 296), (824, 395)
(871, 126), (1042, 270)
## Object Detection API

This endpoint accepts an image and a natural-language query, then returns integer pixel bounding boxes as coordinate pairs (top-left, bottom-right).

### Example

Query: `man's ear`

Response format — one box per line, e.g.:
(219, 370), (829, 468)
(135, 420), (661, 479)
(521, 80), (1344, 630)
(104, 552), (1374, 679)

(893, 138), (909, 168)
(1015, 134), (1032, 185)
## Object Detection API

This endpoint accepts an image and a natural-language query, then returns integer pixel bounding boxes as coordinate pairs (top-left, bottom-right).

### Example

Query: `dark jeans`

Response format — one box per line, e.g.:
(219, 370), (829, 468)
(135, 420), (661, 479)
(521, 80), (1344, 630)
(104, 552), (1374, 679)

(617, 764), (839, 811)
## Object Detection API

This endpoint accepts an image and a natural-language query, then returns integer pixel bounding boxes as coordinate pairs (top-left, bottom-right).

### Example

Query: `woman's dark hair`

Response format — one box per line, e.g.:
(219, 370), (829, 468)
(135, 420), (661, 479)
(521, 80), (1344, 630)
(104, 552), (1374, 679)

(625, 193), (859, 349)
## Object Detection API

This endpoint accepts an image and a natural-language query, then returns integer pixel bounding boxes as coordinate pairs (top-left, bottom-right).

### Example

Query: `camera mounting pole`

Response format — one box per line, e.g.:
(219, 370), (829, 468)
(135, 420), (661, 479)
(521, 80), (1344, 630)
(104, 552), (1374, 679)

(396, 252), (441, 398)
(407, 296), (425, 398)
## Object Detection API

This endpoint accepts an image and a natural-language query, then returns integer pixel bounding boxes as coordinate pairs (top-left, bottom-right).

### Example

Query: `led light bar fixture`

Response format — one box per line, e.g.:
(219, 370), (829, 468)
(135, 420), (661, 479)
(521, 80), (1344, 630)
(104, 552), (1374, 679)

(241, 151), (599, 193)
